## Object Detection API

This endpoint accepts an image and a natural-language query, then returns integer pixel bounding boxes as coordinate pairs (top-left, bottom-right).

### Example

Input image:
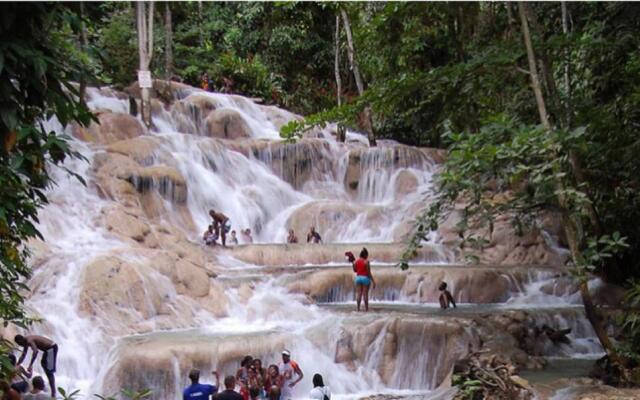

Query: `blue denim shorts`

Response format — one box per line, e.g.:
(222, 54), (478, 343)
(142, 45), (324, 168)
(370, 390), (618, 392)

(354, 275), (371, 286)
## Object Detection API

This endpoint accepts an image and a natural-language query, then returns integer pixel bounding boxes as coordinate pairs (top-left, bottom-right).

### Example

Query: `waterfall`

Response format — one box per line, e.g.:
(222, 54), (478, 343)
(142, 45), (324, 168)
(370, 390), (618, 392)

(17, 84), (596, 399)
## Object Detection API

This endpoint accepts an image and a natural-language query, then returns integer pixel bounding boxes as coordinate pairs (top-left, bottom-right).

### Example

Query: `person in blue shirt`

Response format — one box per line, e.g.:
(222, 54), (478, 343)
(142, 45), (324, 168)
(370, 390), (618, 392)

(183, 368), (219, 400)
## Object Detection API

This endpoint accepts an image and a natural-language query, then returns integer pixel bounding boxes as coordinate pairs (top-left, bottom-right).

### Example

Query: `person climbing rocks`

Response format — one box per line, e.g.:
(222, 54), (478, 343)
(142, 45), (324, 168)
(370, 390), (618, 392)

(209, 209), (230, 247)
(241, 228), (253, 244)
(229, 230), (239, 245)
(215, 376), (243, 400)
(287, 229), (298, 244)
(306, 227), (322, 244)
(183, 368), (219, 400)
(308, 373), (331, 400)
(279, 350), (303, 400)
(352, 248), (375, 312)
(23, 376), (51, 400)
(14, 334), (57, 398)
(438, 282), (456, 309)
(203, 225), (217, 246)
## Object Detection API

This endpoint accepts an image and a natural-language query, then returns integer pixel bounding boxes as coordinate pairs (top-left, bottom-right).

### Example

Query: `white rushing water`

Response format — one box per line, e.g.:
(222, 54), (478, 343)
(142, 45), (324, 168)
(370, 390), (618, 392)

(18, 86), (596, 399)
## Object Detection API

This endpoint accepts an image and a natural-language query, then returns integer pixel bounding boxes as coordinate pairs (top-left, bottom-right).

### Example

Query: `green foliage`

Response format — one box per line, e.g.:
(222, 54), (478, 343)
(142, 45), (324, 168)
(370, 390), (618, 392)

(0, 1), (92, 382)
(97, 4), (137, 86)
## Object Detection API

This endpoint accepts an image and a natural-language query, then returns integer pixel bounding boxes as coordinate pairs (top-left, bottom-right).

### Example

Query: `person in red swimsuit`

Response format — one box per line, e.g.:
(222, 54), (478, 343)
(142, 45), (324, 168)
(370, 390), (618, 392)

(352, 248), (375, 312)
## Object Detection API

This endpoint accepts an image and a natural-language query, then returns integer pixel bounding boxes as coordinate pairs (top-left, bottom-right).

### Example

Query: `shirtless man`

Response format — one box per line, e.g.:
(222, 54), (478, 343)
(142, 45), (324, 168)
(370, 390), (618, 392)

(209, 210), (229, 247)
(15, 335), (58, 398)
(306, 227), (322, 244)
(438, 282), (457, 309)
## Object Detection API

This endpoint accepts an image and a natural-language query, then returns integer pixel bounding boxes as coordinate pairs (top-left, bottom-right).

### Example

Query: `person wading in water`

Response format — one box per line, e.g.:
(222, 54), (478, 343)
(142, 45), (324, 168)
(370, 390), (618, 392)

(351, 248), (376, 312)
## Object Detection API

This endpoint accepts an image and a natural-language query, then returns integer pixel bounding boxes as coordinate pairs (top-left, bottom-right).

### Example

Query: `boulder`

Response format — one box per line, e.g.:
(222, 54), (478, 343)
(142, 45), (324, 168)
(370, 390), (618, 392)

(173, 259), (210, 297)
(127, 165), (188, 204)
(205, 108), (251, 139)
(79, 256), (171, 325)
(106, 136), (165, 166)
(394, 170), (419, 199)
(104, 207), (150, 242)
(73, 112), (146, 145)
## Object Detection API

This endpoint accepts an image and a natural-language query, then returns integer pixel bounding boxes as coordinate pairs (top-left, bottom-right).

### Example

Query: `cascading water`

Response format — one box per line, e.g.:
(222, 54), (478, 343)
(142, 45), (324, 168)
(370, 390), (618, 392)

(19, 83), (597, 399)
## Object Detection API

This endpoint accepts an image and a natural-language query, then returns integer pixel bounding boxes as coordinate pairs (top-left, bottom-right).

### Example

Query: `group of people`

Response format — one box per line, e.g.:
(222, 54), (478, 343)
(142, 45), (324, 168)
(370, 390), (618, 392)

(203, 206), (324, 248)
(346, 248), (457, 312)
(3, 334), (58, 399)
(286, 227), (322, 245)
(183, 350), (330, 400)
(203, 210), (254, 247)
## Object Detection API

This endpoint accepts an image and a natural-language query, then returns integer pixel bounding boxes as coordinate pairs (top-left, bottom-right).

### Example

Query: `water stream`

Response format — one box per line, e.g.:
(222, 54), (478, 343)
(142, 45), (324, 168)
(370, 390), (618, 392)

(20, 85), (598, 399)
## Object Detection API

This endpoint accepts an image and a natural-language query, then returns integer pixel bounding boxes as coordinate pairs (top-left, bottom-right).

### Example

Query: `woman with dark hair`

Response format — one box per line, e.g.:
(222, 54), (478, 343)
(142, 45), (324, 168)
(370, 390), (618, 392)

(264, 364), (283, 399)
(308, 373), (331, 399)
(352, 247), (376, 312)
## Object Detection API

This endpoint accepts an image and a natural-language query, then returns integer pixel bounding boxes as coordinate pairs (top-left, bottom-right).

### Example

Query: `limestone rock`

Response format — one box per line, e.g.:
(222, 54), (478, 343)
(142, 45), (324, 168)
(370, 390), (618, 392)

(73, 112), (146, 145)
(205, 108), (251, 139)
(173, 259), (210, 297)
(107, 136), (165, 166)
(104, 207), (150, 242)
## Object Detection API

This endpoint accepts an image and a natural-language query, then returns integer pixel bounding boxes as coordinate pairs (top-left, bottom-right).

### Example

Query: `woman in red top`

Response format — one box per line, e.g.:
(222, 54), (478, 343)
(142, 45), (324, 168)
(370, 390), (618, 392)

(352, 247), (376, 312)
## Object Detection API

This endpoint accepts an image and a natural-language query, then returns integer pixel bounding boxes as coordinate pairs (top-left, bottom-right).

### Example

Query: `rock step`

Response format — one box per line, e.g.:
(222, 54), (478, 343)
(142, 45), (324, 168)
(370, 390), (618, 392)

(222, 242), (456, 266)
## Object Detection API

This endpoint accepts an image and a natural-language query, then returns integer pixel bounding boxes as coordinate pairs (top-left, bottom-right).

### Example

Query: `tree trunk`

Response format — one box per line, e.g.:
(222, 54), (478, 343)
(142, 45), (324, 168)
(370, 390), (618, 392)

(198, 0), (204, 47)
(78, 1), (87, 105)
(136, 1), (154, 128)
(561, 2), (572, 127)
(523, 3), (561, 125)
(519, 1), (620, 365)
(335, 15), (346, 143)
(340, 9), (376, 147)
(164, 2), (173, 80)
(518, 3), (550, 130)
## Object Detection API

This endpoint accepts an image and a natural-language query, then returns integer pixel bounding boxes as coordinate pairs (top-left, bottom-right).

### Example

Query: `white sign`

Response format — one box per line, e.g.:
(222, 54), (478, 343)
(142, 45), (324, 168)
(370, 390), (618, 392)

(138, 70), (153, 88)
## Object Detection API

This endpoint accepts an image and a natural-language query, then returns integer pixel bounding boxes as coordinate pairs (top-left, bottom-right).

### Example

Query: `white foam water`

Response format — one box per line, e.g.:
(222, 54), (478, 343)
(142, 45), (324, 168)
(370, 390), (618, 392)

(19, 87), (595, 399)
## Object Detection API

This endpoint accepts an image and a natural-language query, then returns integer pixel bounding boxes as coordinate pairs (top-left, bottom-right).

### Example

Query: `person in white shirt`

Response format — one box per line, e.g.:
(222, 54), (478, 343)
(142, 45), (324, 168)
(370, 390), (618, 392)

(308, 374), (330, 400)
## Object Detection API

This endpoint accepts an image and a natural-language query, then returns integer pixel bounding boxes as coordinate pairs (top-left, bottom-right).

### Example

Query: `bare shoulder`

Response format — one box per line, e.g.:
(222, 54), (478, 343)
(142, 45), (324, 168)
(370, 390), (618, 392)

(28, 335), (54, 349)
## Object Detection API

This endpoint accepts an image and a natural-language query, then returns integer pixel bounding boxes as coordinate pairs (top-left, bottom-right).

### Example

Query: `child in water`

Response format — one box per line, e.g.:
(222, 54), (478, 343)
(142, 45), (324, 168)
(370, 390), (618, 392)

(438, 282), (456, 309)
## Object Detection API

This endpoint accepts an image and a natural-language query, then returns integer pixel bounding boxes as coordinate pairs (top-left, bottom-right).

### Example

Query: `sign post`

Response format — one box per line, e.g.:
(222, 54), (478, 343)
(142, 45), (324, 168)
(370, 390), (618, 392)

(138, 70), (152, 89)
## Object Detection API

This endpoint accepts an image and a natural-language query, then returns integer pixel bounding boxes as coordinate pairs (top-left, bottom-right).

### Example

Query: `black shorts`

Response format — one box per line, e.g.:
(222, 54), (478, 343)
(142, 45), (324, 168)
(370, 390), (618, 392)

(41, 344), (58, 374)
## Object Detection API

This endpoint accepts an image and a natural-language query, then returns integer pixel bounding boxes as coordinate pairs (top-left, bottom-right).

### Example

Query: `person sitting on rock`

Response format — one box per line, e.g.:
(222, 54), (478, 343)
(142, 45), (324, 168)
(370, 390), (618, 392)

(183, 368), (219, 400)
(22, 376), (49, 400)
(287, 229), (298, 244)
(7, 354), (30, 395)
(241, 228), (253, 244)
(306, 227), (322, 244)
(203, 225), (217, 246)
(209, 209), (229, 247)
(438, 282), (456, 309)
(229, 230), (239, 245)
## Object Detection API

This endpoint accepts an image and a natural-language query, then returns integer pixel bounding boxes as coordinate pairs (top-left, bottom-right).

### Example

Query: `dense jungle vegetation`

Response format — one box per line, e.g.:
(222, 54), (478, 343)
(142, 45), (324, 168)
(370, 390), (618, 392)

(2, 0), (640, 388)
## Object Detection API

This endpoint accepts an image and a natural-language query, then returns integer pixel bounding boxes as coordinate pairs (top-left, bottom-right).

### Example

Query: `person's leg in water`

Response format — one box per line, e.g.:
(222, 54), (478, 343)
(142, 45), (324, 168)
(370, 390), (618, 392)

(356, 284), (364, 311)
(221, 226), (226, 247)
(45, 370), (55, 398)
(363, 283), (370, 312)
